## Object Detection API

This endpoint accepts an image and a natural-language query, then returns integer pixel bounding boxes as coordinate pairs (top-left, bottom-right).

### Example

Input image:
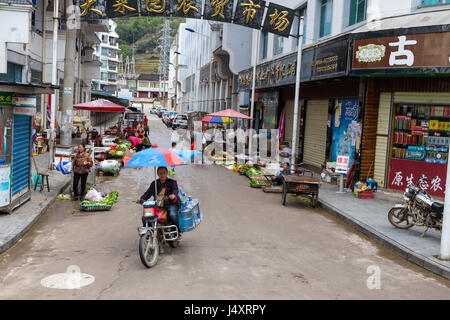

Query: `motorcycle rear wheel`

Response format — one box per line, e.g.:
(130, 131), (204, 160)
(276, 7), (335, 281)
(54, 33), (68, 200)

(388, 207), (414, 229)
(139, 231), (159, 268)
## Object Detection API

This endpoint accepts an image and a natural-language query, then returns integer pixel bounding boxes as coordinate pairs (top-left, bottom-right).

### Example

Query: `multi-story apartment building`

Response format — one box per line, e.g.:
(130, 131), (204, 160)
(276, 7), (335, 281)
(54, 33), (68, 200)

(92, 19), (120, 96)
(174, 18), (253, 114)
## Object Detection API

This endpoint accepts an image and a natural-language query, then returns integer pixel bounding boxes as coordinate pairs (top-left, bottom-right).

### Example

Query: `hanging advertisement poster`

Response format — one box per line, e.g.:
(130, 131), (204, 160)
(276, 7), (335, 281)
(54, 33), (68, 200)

(0, 165), (11, 207)
(331, 99), (359, 167)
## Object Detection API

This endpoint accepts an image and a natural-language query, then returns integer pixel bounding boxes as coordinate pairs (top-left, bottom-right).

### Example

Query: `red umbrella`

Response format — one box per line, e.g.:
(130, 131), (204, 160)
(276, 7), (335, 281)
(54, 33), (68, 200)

(73, 99), (126, 112)
(208, 108), (251, 119)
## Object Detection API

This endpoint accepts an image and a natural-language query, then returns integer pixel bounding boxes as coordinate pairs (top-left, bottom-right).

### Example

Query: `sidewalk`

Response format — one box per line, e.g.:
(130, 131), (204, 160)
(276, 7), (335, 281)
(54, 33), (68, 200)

(318, 183), (450, 279)
(0, 152), (71, 254)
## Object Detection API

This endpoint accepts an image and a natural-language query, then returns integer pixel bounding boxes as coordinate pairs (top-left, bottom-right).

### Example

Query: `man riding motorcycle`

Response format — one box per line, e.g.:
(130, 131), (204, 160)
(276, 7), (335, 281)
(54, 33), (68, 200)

(136, 166), (181, 234)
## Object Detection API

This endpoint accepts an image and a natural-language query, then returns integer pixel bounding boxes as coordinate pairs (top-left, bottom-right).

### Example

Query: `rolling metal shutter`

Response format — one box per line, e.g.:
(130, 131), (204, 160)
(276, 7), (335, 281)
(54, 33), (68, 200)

(303, 99), (328, 168)
(12, 115), (31, 197)
(373, 93), (392, 187)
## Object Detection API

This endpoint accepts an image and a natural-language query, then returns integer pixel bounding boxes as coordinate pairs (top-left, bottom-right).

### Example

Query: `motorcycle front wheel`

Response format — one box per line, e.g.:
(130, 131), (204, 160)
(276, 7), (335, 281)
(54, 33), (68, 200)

(388, 207), (414, 229)
(139, 231), (159, 268)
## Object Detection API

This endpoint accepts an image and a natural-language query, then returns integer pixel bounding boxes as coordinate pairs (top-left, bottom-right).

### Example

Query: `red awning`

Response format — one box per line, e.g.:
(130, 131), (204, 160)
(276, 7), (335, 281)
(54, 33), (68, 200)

(73, 99), (126, 112)
(208, 108), (251, 119)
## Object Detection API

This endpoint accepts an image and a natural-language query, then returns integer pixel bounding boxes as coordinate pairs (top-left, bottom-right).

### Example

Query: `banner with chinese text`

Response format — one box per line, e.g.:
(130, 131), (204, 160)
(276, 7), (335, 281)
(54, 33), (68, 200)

(388, 158), (446, 198)
(79, 0), (296, 37)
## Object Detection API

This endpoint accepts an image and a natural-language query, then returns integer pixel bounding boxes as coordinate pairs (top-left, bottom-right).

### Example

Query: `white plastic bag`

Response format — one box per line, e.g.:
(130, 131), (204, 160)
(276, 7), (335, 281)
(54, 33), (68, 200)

(85, 188), (103, 202)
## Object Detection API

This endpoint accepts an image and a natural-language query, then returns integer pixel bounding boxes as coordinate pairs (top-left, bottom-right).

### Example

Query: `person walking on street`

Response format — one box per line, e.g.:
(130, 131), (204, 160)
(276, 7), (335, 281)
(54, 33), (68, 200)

(169, 142), (177, 176)
(143, 116), (149, 136)
(72, 144), (93, 201)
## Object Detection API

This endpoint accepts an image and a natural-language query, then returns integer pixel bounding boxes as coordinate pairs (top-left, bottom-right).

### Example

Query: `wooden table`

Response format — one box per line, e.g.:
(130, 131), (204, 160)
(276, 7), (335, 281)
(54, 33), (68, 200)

(281, 174), (321, 207)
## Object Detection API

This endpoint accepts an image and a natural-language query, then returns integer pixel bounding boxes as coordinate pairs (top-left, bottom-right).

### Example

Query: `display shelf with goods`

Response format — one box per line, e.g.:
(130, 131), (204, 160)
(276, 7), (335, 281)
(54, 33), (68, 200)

(391, 104), (450, 164)
(388, 103), (450, 198)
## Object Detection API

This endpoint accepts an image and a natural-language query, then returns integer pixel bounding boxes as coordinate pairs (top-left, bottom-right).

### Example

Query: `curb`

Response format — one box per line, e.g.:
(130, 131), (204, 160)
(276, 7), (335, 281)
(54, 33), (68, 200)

(318, 199), (450, 280)
(0, 178), (71, 255)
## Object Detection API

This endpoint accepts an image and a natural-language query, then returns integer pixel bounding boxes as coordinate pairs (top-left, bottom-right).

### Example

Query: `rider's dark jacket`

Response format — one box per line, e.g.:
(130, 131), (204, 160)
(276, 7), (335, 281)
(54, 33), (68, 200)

(140, 178), (180, 208)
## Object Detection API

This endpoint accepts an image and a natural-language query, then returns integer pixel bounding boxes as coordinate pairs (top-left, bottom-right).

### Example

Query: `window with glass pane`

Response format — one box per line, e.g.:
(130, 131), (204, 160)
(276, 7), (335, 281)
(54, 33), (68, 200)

(349, 0), (367, 26)
(421, 0), (448, 5)
(293, 7), (307, 47)
(261, 32), (268, 60)
(320, 0), (333, 38)
(273, 35), (284, 56)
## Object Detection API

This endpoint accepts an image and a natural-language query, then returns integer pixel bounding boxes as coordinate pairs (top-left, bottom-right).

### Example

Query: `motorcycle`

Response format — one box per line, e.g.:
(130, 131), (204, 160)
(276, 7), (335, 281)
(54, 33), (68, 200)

(388, 177), (444, 237)
(137, 198), (180, 268)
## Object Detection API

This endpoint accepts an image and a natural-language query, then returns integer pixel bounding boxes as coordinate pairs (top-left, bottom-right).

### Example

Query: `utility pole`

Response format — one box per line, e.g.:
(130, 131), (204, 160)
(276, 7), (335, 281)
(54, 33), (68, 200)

(60, 0), (77, 146)
(158, 20), (171, 109)
(48, 0), (59, 169)
(440, 162), (450, 260)
(291, 17), (305, 171)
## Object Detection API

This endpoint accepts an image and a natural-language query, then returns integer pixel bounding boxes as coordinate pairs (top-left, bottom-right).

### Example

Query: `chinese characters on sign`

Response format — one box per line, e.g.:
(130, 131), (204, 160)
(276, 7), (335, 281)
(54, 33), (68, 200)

(336, 155), (350, 174)
(389, 158), (446, 197)
(106, 0), (137, 17)
(233, 0), (266, 29)
(388, 36), (417, 67)
(80, 0), (103, 16)
(262, 3), (295, 38)
(204, 0), (233, 22)
(141, 0), (170, 16)
(352, 32), (450, 73)
(238, 53), (298, 91)
(173, 0), (201, 18)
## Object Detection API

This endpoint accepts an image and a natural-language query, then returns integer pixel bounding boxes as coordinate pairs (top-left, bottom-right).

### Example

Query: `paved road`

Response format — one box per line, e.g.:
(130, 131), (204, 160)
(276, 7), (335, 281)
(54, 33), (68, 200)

(0, 115), (449, 299)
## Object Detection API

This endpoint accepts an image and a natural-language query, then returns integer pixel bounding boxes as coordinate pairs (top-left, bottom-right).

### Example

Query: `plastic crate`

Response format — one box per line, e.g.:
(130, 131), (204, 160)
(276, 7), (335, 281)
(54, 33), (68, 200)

(354, 190), (373, 199)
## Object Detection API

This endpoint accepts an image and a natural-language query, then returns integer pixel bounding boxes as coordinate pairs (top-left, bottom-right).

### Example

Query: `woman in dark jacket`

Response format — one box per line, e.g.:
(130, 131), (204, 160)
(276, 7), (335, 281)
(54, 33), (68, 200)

(72, 144), (93, 201)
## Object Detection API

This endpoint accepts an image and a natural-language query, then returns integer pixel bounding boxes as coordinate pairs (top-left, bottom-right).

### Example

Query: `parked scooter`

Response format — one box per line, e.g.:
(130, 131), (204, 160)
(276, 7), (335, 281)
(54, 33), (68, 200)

(388, 177), (443, 237)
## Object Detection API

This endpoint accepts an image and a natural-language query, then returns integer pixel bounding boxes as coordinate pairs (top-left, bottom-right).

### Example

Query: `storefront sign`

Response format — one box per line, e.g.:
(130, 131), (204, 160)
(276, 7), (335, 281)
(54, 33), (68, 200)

(239, 52), (298, 91)
(14, 107), (36, 116)
(12, 95), (36, 108)
(238, 37), (350, 91)
(0, 92), (12, 106)
(352, 31), (450, 74)
(306, 38), (349, 80)
(389, 158), (446, 198)
(336, 155), (350, 174)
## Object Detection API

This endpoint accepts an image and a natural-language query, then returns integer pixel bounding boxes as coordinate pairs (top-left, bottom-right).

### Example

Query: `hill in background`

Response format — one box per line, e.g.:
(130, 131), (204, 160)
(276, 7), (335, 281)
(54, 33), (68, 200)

(114, 17), (185, 74)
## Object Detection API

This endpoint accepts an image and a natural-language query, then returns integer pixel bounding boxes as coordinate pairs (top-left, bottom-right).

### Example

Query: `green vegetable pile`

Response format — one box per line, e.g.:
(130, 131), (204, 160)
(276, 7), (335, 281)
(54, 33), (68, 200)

(250, 179), (269, 185)
(81, 191), (119, 207)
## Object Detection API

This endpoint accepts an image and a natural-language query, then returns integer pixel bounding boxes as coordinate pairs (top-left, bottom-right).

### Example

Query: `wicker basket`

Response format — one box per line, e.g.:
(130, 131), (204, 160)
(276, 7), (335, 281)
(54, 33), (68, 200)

(80, 203), (112, 211)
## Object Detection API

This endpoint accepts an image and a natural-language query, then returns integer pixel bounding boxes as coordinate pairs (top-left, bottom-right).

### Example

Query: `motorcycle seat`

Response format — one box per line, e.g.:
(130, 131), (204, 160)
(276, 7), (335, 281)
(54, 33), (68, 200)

(431, 202), (444, 214)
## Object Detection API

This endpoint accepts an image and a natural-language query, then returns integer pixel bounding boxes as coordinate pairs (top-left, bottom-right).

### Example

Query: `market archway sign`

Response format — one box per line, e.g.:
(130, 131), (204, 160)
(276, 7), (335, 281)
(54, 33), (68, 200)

(78, 0), (297, 38)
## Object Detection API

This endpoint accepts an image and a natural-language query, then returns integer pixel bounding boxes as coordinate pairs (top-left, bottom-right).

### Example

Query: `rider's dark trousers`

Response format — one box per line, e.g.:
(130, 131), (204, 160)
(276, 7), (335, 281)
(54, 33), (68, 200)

(142, 205), (180, 231)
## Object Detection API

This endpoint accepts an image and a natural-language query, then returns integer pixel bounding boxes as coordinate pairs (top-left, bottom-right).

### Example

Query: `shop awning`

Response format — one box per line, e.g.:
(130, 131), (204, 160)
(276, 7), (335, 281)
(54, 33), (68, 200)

(73, 99), (126, 112)
(208, 108), (251, 119)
